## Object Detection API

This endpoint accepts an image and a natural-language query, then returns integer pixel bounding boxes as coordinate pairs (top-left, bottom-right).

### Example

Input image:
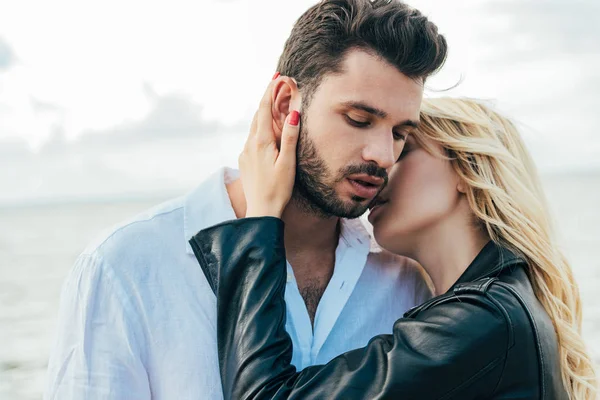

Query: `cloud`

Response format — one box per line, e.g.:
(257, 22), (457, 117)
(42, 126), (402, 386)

(0, 38), (16, 71)
(0, 84), (249, 163)
(76, 88), (246, 148)
(0, 138), (32, 160)
(30, 97), (64, 115)
(0, 87), (250, 204)
(477, 0), (600, 62)
(0, 84), (247, 157)
(458, 0), (600, 172)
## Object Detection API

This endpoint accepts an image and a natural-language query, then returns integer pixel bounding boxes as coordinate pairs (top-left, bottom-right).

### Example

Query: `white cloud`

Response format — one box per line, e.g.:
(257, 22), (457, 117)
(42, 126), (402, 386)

(0, 0), (598, 203)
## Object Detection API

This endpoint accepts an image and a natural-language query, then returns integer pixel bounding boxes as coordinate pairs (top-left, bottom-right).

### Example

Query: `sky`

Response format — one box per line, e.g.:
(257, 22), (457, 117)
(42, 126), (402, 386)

(0, 0), (599, 204)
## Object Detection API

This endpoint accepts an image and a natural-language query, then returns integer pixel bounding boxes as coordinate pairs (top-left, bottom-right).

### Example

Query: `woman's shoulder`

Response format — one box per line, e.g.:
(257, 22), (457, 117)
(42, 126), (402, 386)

(486, 268), (553, 338)
(412, 269), (541, 348)
(393, 284), (515, 391)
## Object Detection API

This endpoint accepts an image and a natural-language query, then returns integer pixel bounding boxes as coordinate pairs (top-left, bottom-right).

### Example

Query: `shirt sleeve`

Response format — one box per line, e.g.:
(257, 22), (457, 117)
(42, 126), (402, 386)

(44, 252), (151, 400)
(408, 258), (435, 305)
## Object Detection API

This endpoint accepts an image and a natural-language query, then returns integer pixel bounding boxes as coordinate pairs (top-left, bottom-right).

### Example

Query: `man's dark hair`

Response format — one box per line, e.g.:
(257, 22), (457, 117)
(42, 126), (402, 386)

(276, 0), (448, 105)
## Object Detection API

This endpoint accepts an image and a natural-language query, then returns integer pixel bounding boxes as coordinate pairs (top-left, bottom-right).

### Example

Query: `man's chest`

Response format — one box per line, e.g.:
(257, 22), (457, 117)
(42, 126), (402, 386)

(289, 252), (336, 325)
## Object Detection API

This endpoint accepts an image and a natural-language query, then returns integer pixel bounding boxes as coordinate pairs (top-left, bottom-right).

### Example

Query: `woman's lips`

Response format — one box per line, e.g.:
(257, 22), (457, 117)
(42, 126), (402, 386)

(347, 178), (381, 199)
(367, 197), (388, 221)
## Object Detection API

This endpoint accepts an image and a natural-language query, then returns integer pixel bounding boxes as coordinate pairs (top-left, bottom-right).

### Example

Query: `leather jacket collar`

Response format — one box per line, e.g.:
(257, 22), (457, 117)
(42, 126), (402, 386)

(450, 240), (526, 292)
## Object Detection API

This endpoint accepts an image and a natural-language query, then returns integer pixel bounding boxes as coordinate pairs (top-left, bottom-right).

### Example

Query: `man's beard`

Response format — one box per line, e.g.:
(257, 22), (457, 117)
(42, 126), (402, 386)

(292, 113), (388, 219)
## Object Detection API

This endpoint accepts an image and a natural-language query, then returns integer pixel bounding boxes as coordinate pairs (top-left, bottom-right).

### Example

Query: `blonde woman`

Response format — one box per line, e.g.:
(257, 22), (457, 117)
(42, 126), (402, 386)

(190, 82), (597, 399)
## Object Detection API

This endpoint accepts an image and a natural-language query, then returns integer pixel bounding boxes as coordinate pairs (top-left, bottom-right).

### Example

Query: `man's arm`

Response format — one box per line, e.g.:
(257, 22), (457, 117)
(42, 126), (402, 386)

(45, 252), (150, 399)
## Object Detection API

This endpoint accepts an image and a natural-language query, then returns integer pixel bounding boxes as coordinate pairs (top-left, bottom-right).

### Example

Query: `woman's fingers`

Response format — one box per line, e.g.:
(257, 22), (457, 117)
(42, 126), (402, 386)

(248, 110), (258, 140)
(240, 75), (298, 218)
(247, 77), (277, 141)
(256, 79), (278, 146)
(277, 110), (300, 169)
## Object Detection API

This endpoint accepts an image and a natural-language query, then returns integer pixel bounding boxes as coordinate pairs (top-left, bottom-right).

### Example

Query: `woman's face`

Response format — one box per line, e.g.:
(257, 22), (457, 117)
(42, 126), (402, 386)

(367, 134), (465, 256)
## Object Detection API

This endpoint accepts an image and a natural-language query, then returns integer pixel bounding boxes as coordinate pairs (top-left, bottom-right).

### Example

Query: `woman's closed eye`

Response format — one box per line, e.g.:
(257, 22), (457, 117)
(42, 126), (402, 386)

(397, 145), (412, 162)
(393, 131), (408, 141)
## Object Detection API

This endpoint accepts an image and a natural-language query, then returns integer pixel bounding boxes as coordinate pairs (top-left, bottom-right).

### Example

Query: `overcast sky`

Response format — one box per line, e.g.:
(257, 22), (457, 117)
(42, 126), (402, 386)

(1, 0), (599, 204)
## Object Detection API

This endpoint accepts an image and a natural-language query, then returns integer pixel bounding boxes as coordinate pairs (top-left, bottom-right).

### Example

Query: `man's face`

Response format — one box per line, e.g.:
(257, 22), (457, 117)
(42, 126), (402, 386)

(293, 49), (424, 219)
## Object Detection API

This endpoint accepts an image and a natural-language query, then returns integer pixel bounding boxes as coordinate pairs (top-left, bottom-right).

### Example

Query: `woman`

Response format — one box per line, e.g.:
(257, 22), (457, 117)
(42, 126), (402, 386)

(189, 80), (598, 399)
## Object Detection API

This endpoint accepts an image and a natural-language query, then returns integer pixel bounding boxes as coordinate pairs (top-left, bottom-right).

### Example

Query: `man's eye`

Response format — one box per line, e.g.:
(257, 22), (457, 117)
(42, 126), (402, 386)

(345, 115), (370, 127)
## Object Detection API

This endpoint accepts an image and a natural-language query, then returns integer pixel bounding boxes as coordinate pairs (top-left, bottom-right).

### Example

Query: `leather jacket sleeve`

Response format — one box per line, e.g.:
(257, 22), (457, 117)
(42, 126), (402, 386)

(189, 217), (512, 400)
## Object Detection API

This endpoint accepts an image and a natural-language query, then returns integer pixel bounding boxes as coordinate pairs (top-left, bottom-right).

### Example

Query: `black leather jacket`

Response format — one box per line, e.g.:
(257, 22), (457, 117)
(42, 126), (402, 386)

(189, 217), (568, 400)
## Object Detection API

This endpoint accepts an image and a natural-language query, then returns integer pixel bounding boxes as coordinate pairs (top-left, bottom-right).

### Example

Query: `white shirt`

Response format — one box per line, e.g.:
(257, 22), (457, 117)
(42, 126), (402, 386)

(45, 167), (432, 400)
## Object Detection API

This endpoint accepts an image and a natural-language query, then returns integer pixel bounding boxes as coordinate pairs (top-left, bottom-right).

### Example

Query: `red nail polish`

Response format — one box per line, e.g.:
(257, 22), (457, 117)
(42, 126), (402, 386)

(272, 72), (280, 80)
(289, 110), (300, 126)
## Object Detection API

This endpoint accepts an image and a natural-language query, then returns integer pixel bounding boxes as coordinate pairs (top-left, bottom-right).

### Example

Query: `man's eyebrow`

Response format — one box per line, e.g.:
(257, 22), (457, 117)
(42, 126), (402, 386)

(341, 101), (419, 128)
(341, 101), (388, 119)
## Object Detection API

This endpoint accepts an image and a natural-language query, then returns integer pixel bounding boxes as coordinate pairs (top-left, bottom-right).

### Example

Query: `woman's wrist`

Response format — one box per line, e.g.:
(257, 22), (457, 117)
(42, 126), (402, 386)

(245, 206), (284, 219)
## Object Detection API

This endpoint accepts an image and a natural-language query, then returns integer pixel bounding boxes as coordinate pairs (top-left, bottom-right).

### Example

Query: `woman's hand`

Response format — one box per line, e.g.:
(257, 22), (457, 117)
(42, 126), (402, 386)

(239, 76), (300, 219)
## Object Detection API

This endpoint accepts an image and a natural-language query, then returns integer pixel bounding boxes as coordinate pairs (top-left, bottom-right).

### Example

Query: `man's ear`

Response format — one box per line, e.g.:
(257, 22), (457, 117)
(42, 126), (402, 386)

(272, 77), (301, 135)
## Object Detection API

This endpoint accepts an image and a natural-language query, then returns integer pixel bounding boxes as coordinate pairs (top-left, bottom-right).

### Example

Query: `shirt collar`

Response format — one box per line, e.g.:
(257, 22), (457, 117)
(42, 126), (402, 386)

(183, 167), (238, 254)
(338, 217), (374, 253)
(183, 166), (374, 256)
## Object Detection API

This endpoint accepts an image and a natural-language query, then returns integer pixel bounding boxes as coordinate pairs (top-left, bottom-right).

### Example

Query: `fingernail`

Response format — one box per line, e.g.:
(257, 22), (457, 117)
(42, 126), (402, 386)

(272, 72), (280, 80)
(289, 110), (300, 126)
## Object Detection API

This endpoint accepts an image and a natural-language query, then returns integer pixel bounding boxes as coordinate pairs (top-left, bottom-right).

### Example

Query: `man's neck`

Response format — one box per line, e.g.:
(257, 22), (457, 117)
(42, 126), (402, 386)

(281, 203), (340, 254)
(226, 178), (341, 254)
(227, 178), (341, 325)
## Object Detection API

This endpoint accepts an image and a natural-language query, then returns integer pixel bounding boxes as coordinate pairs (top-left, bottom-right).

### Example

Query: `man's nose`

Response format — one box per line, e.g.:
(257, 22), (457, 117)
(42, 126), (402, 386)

(361, 130), (396, 170)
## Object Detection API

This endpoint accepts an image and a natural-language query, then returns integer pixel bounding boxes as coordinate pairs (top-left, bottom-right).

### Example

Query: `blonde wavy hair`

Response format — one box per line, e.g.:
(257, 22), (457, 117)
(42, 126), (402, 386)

(416, 97), (597, 399)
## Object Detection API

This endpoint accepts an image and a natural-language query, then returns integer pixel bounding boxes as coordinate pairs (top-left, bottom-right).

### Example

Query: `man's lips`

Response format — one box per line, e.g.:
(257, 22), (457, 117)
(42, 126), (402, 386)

(346, 174), (385, 199)
(347, 174), (385, 187)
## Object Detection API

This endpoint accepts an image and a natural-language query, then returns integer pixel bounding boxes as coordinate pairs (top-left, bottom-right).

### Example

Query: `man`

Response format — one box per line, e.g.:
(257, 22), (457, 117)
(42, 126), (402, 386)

(45, 0), (447, 398)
